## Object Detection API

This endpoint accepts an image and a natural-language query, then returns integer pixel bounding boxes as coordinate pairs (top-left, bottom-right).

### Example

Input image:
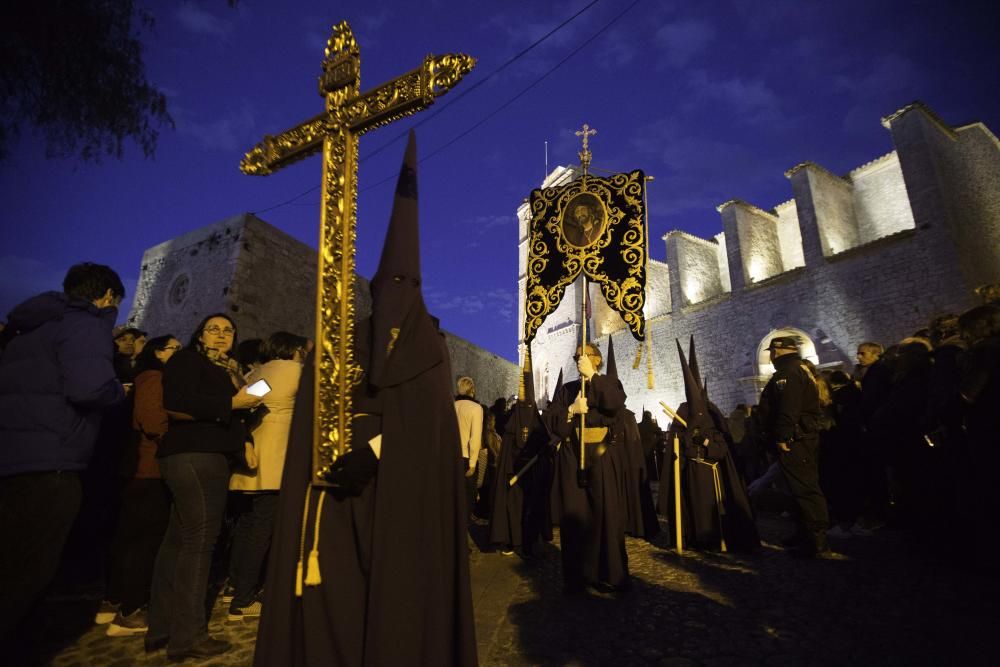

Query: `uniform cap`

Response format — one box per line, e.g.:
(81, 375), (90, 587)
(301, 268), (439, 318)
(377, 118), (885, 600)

(767, 336), (800, 351)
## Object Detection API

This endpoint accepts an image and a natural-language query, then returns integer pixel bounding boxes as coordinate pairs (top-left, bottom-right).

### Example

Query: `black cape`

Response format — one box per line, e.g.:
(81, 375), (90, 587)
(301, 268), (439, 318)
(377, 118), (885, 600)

(253, 319), (477, 666)
(622, 409), (661, 541)
(658, 402), (759, 552)
(549, 374), (629, 589)
(488, 401), (551, 550)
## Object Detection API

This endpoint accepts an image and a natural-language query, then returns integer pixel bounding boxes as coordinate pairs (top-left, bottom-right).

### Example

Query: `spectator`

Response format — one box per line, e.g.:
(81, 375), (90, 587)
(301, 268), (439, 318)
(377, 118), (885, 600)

(104, 334), (182, 636)
(854, 341), (883, 382)
(235, 338), (265, 377)
(0, 262), (126, 641)
(113, 326), (147, 382)
(455, 376), (483, 528)
(146, 313), (261, 660)
(226, 331), (307, 622)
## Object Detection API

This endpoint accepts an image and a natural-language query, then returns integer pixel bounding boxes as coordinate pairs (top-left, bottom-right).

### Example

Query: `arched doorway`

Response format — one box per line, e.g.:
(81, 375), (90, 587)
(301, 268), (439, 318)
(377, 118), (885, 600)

(756, 327), (819, 377)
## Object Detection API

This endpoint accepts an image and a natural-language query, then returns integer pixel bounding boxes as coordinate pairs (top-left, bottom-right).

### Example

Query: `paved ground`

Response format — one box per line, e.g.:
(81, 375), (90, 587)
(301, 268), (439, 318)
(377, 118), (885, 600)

(22, 512), (999, 666)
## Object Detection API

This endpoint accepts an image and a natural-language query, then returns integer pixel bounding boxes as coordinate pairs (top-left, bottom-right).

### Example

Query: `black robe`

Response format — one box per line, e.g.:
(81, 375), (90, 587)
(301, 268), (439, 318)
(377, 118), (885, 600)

(253, 320), (477, 666)
(549, 374), (629, 589)
(488, 402), (549, 550)
(658, 402), (759, 552)
(622, 410), (661, 541)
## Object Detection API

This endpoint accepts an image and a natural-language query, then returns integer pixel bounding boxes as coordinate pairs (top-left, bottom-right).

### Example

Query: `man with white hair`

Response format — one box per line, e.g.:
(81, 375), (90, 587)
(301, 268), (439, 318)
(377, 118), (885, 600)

(455, 376), (483, 529)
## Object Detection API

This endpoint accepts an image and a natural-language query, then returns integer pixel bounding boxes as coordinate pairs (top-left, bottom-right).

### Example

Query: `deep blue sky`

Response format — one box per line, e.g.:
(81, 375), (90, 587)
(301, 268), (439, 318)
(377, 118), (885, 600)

(2, 0), (998, 361)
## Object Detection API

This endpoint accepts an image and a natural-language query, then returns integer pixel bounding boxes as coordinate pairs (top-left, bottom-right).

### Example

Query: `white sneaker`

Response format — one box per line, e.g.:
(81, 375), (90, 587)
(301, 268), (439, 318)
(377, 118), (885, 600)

(94, 600), (120, 624)
(106, 608), (149, 636)
(826, 525), (854, 539)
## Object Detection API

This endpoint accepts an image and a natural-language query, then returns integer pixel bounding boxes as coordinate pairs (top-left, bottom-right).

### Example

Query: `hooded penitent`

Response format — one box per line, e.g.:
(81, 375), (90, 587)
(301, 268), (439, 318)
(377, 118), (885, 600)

(254, 131), (478, 666)
(490, 349), (552, 550)
(658, 336), (760, 552)
(607, 335), (660, 541)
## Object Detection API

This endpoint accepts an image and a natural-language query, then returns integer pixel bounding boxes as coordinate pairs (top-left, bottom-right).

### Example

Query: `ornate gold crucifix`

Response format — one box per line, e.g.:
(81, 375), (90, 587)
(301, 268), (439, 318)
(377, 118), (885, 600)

(574, 123), (597, 176)
(241, 21), (475, 486)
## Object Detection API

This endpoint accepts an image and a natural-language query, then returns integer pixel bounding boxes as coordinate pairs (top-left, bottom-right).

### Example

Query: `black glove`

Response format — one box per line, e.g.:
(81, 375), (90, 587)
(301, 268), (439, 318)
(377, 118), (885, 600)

(326, 445), (378, 496)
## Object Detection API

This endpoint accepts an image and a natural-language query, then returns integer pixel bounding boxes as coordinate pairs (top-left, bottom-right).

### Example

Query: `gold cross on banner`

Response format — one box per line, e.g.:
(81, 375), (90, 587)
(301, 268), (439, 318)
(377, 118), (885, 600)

(574, 123), (597, 175)
(241, 21), (475, 486)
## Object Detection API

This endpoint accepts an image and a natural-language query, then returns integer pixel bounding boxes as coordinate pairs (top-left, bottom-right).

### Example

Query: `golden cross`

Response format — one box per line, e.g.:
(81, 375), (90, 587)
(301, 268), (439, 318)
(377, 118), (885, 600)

(241, 21), (475, 486)
(574, 123), (597, 175)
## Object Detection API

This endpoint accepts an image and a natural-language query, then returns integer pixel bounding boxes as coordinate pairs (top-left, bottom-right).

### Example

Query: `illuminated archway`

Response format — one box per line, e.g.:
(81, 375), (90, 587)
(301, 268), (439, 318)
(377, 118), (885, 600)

(756, 327), (819, 377)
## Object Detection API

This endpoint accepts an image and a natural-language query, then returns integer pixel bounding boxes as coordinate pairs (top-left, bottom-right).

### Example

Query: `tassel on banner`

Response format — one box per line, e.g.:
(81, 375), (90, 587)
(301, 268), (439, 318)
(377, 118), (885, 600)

(632, 342), (642, 370)
(645, 330), (655, 390)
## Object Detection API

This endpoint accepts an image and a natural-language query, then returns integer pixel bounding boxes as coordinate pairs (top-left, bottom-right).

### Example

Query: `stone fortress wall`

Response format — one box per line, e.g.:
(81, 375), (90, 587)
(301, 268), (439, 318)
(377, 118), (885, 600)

(128, 214), (518, 405)
(518, 102), (1000, 416)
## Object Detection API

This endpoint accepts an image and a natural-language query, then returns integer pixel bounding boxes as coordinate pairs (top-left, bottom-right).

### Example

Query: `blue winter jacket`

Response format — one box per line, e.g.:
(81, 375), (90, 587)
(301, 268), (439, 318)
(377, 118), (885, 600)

(0, 291), (125, 476)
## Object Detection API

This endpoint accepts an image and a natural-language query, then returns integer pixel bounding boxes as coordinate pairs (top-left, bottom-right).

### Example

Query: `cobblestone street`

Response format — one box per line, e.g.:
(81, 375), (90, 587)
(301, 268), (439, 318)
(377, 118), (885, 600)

(33, 512), (996, 666)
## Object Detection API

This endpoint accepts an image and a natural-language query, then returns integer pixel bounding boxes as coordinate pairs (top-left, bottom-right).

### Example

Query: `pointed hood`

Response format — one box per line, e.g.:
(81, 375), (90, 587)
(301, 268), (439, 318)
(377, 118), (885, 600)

(690, 334), (709, 403)
(688, 335), (702, 387)
(368, 131), (441, 387)
(605, 336), (618, 381)
(676, 338), (708, 422)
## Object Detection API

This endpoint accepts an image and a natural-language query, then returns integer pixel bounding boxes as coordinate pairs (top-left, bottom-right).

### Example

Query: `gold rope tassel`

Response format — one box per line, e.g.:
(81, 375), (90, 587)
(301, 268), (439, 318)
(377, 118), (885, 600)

(632, 341), (642, 370)
(295, 485), (313, 597)
(304, 490), (328, 586)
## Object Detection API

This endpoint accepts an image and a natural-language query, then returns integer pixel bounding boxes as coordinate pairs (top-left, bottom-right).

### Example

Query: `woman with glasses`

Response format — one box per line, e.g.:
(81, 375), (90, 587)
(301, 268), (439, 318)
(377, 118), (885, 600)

(147, 314), (262, 660)
(103, 335), (182, 637)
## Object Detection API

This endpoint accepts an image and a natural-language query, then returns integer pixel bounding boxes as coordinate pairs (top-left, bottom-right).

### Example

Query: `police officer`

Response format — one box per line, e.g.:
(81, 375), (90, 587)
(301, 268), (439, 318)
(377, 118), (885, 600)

(757, 336), (830, 556)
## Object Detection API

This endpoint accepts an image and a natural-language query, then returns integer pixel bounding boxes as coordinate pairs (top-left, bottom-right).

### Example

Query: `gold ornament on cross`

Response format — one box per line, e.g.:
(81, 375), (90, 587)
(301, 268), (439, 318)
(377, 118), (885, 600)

(240, 21), (475, 486)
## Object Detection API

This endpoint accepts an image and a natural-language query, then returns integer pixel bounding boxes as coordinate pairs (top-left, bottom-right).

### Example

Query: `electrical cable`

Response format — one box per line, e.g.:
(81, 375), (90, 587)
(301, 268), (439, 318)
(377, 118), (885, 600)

(359, 0), (640, 195)
(249, 0), (602, 215)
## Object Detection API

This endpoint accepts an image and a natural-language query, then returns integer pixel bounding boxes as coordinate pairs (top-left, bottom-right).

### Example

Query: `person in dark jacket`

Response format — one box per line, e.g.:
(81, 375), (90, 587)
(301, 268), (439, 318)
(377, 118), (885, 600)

(145, 314), (262, 661)
(0, 262), (126, 644)
(756, 336), (830, 557)
(103, 335), (182, 637)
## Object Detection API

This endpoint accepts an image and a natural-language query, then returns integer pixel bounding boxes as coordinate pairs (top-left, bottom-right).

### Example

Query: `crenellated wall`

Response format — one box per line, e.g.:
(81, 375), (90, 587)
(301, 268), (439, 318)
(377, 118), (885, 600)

(719, 200), (785, 285)
(518, 101), (998, 415)
(664, 231), (724, 306)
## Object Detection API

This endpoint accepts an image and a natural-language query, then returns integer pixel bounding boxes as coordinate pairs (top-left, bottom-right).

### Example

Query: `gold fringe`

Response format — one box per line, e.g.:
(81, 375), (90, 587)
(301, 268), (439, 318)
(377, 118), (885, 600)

(632, 343), (642, 370)
(304, 490), (327, 586)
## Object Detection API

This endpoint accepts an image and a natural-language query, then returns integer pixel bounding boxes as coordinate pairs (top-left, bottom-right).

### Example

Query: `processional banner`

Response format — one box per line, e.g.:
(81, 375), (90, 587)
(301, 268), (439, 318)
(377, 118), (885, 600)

(523, 170), (647, 343)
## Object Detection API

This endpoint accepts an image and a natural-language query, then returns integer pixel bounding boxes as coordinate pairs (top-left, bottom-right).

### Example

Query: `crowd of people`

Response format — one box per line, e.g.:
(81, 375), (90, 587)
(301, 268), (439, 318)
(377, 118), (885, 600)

(0, 261), (315, 660)
(1, 136), (996, 663)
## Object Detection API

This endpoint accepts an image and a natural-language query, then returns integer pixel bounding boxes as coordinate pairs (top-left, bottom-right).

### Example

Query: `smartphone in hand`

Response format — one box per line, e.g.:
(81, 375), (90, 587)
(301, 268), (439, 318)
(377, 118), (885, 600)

(246, 379), (272, 397)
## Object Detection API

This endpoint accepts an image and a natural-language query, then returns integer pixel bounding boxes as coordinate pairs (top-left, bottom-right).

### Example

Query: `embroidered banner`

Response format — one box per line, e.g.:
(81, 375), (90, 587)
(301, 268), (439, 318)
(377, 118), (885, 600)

(523, 170), (646, 343)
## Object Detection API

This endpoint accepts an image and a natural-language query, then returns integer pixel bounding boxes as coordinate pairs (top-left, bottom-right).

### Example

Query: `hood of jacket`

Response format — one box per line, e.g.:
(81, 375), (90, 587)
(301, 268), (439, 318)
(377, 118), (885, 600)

(6, 291), (111, 335)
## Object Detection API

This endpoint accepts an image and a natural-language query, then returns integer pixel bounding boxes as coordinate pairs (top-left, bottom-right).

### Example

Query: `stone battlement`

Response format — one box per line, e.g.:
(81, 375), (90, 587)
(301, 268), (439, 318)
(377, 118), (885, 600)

(517, 100), (1000, 414)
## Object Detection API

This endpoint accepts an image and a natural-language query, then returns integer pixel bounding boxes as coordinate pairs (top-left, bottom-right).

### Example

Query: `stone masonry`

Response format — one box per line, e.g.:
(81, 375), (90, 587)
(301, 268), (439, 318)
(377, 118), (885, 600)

(128, 213), (518, 404)
(518, 101), (1000, 415)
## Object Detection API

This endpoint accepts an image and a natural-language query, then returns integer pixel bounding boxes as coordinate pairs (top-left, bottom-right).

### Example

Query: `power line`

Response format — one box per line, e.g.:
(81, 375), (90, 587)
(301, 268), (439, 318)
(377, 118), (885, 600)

(359, 0), (640, 195)
(358, 0), (602, 163)
(250, 1), (602, 216)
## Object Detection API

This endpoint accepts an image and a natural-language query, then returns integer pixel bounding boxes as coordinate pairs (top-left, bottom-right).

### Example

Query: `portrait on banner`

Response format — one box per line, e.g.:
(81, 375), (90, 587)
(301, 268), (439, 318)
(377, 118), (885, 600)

(561, 193), (607, 248)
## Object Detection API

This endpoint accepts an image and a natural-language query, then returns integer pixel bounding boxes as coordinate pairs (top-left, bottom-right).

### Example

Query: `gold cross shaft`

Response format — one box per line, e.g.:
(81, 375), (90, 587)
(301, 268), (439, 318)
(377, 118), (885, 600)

(240, 21), (475, 486)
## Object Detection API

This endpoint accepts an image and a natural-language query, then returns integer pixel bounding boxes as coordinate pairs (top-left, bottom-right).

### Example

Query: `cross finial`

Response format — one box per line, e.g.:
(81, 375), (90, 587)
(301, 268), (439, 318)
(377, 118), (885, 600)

(575, 123), (597, 175)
